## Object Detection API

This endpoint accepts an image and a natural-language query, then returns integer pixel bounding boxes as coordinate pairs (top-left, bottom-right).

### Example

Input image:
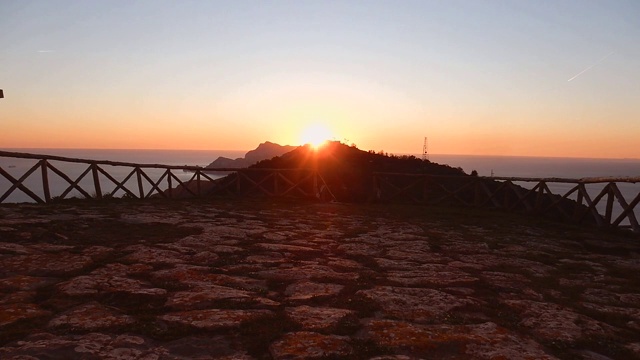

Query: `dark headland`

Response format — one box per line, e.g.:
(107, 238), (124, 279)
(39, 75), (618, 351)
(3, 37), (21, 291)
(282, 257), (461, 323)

(206, 141), (297, 171)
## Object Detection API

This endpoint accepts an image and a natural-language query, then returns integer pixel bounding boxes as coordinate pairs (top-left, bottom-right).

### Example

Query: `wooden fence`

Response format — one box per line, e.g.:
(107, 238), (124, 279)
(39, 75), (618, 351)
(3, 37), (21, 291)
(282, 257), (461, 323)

(0, 151), (335, 203)
(374, 173), (640, 233)
(1, 150), (639, 233)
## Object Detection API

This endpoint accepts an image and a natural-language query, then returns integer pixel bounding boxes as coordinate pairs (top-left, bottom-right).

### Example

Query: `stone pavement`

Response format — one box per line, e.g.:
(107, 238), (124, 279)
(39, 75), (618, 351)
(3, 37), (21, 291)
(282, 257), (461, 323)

(0, 199), (639, 359)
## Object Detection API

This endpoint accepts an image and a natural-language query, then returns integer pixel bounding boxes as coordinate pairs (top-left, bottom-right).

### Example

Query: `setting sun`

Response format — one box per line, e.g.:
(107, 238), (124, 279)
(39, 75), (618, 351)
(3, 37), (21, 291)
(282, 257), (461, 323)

(299, 123), (334, 149)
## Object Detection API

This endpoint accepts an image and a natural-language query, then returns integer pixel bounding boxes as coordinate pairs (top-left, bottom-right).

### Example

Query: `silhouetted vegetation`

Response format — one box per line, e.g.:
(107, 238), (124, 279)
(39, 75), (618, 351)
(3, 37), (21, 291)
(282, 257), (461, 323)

(253, 142), (466, 174)
(249, 141), (467, 202)
(237, 142), (595, 224)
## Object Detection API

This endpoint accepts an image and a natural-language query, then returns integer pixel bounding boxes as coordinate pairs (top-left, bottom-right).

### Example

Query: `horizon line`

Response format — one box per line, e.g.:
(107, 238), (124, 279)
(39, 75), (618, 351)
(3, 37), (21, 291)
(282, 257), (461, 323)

(1, 146), (639, 162)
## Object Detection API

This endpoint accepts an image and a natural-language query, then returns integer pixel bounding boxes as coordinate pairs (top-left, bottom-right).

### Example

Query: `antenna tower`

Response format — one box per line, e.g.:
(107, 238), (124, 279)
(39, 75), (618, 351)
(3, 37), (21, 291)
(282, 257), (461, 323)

(422, 137), (429, 161)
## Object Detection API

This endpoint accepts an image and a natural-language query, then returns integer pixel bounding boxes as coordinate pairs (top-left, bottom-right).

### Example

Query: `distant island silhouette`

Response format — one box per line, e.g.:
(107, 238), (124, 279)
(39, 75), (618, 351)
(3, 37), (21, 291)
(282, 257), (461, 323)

(206, 141), (297, 171)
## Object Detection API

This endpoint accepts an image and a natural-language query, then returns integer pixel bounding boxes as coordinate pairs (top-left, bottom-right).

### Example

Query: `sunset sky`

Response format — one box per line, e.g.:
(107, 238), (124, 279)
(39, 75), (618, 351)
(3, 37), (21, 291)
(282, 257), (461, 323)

(1, 0), (639, 158)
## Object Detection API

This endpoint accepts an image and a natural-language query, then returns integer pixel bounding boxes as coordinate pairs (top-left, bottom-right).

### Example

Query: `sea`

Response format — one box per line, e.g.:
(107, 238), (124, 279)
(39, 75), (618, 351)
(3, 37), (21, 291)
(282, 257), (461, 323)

(1, 148), (639, 225)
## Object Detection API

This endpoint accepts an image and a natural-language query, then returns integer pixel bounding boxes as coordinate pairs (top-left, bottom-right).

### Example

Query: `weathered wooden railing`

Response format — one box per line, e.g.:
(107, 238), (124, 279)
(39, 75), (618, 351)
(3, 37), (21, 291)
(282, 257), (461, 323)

(0, 150), (334, 203)
(0, 151), (211, 202)
(374, 173), (640, 233)
(1, 150), (639, 233)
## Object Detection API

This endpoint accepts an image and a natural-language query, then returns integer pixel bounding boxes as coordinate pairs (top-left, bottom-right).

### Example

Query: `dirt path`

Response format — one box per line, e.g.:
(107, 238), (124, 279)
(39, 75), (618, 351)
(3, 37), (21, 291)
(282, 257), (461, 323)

(1, 199), (639, 359)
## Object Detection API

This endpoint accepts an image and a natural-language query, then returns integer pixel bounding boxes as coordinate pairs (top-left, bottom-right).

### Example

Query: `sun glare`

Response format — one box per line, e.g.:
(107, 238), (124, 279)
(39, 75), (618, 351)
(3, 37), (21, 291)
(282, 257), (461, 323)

(299, 123), (333, 149)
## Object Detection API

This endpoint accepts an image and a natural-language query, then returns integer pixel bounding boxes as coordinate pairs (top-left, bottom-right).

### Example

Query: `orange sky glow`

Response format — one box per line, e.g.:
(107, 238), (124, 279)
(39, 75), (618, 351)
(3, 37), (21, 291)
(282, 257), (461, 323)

(1, 1), (639, 159)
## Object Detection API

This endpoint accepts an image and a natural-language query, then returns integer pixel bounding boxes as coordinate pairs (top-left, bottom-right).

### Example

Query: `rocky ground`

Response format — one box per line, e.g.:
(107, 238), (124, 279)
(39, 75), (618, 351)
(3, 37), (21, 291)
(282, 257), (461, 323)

(0, 198), (639, 359)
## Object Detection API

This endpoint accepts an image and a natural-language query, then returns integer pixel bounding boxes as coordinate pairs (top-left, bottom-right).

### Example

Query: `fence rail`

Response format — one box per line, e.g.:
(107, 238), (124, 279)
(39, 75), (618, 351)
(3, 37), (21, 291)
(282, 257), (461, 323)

(373, 173), (640, 233)
(0, 150), (338, 203)
(1, 150), (639, 233)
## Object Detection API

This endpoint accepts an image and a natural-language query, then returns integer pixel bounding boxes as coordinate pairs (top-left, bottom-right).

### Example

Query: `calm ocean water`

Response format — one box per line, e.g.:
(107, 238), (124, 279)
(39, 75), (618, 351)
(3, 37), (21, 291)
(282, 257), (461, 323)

(1, 149), (639, 224)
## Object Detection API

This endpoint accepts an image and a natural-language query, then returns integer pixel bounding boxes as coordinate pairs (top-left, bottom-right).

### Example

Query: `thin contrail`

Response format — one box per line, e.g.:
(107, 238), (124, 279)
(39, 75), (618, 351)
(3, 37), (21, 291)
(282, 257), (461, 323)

(567, 51), (614, 82)
(37, 50), (54, 53)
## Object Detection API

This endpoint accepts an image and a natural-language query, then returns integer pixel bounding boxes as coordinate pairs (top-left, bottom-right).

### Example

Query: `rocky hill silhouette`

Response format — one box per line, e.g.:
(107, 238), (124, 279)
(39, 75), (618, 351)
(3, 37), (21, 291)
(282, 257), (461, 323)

(174, 141), (595, 225)
(206, 141), (297, 170)
(245, 141), (466, 202)
(252, 141), (463, 176)
(233, 142), (593, 222)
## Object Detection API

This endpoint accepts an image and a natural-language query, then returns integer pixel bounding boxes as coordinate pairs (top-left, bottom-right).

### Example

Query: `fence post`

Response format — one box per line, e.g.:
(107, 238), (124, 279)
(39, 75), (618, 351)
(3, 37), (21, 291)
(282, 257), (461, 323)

(136, 167), (144, 199)
(604, 183), (615, 224)
(196, 170), (201, 197)
(41, 160), (51, 203)
(473, 177), (482, 207)
(535, 181), (545, 213)
(91, 163), (102, 199)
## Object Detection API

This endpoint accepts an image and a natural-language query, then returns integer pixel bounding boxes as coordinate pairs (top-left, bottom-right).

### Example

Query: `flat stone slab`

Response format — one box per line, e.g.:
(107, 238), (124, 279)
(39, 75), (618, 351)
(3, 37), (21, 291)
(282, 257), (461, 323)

(48, 302), (135, 331)
(503, 300), (615, 343)
(166, 285), (278, 310)
(269, 331), (352, 359)
(0, 303), (51, 328)
(285, 305), (355, 332)
(0, 332), (253, 359)
(480, 271), (531, 291)
(151, 265), (267, 291)
(57, 275), (167, 301)
(0, 253), (93, 277)
(209, 245), (245, 253)
(1, 333), (156, 359)
(284, 281), (344, 301)
(357, 286), (479, 322)
(386, 266), (479, 287)
(255, 265), (358, 282)
(580, 302), (640, 331)
(255, 243), (318, 253)
(159, 309), (273, 330)
(358, 319), (557, 359)
(458, 254), (554, 277)
(326, 257), (364, 270)
(0, 275), (53, 292)
(245, 253), (287, 264)
(0, 242), (30, 254)
(121, 245), (187, 265)
(336, 243), (383, 256)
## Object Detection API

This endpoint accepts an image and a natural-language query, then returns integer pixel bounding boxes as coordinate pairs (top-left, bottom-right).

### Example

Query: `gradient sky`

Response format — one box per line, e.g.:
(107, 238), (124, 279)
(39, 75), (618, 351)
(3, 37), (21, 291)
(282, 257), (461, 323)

(1, 0), (639, 158)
